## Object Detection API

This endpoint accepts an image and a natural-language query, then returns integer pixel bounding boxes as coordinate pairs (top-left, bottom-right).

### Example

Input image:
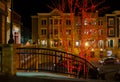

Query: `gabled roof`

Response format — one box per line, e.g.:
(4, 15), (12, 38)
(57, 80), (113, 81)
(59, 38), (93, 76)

(37, 9), (73, 16)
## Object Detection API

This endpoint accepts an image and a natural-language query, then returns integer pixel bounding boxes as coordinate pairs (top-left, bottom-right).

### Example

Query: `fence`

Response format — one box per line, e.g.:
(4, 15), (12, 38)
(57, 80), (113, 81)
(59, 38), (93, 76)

(16, 47), (99, 79)
(0, 46), (2, 72)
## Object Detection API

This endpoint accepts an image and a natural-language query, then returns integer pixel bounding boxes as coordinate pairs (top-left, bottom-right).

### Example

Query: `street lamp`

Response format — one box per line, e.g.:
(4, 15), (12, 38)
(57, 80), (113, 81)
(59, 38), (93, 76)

(8, 0), (14, 44)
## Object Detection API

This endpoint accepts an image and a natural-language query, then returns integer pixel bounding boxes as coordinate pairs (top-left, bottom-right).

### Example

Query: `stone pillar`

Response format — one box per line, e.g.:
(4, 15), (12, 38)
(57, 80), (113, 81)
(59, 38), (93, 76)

(2, 44), (14, 75)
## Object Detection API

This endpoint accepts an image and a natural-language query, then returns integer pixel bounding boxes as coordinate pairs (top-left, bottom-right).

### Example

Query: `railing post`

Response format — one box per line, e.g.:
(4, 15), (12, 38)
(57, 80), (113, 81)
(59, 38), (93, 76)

(0, 45), (2, 72)
(36, 49), (39, 72)
(2, 44), (14, 75)
(55, 51), (57, 72)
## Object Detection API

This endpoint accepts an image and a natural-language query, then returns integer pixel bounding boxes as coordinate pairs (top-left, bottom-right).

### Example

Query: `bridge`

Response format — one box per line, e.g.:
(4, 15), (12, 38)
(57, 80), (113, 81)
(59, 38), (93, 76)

(15, 46), (99, 79)
(1, 45), (120, 82)
(0, 44), (100, 80)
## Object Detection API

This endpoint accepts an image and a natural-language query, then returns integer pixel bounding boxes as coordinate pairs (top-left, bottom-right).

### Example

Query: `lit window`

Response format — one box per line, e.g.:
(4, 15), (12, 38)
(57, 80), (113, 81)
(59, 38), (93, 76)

(108, 40), (113, 47)
(41, 40), (47, 47)
(76, 41), (79, 47)
(54, 40), (58, 47)
(98, 40), (104, 48)
(84, 20), (88, 26)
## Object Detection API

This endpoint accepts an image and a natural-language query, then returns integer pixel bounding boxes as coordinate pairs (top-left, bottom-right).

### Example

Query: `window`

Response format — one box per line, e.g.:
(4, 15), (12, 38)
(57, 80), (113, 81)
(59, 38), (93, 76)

(54, 29), (58, 35)
(109, 28), (114, 35)
(108, 40), (113, 47)
(60, 19), (62, 24)
(108, 18), (114, 26)
(41, 19), (46, 25)
(76, 41), (80, 47)
(118, 39), (120, 48)
(91, 20), (96, 25)
(66, 30), (71, 35)
(41, 29), (46, 35)
(66, 19), (71, 25)
(98, 40), (104, 48)
(84, 20), (88, 26)
(54, 19), (58, 25)
(68, 40), (71, 47)
(98, 20), (103, 26)
(54, 40), (58, 47)
(41, 40), (47, 47)
(50, 19), (53, 24)
(14, 32), (19, 44)
(99, 30), (103, 35)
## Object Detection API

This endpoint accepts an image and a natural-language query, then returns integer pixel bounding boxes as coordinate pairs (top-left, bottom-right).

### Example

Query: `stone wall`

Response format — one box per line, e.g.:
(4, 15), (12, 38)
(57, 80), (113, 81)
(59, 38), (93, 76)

(1, 44), (20, 75)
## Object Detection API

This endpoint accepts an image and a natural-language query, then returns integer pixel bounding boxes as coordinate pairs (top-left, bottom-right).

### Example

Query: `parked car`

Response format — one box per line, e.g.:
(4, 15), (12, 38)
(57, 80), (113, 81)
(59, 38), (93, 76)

(97, 57), (120, 80)
(104, 57), (119, 64)
(98, 57), (119, 65)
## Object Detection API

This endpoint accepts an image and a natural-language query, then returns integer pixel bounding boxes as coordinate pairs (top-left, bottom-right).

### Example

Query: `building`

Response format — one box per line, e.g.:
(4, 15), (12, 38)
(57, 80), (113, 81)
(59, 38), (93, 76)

(32, 9), (105, 55)
(0, 0), (21, 44)
(0, 0), (7, 44)
(6, 0), (21, 44)
(105, 11), (120, 57)
(31, 9), (75, 52)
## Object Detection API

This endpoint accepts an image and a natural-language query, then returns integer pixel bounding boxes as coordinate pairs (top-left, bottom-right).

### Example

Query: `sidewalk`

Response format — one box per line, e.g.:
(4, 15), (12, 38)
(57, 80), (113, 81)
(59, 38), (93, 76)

(0, 72), (119, 82)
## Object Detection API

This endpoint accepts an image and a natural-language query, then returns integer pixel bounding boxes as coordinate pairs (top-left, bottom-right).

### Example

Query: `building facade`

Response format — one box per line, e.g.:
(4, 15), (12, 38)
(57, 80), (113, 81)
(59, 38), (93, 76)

(31, 9), (76, 52)
(31, 9), (106, 54)
(31, 9), (120, 58)
(6, 0), (21, 44)
(105, 11), (120, 58)
(0, 0), (7, 44)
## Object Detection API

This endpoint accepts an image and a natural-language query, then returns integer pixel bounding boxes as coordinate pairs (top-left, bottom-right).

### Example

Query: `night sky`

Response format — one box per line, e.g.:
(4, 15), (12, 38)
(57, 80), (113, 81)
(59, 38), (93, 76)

(13, 0), (120, 29)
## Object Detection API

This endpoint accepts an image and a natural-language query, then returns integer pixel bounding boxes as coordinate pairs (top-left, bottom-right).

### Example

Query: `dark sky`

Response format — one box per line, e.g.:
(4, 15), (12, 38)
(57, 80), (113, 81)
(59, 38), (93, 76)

(13, 0), (120, 29)
(13, 0), (52, 28)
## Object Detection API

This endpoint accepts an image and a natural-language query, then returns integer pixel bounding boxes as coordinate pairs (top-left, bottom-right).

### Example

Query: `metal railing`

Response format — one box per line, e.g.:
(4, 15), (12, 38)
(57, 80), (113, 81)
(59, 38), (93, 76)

(0, 46), (2, 72)
(16, 47), (99, 79)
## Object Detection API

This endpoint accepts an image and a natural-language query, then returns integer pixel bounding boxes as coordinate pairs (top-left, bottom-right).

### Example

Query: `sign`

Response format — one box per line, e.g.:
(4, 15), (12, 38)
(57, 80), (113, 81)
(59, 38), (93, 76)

(107, 50), (112, 56)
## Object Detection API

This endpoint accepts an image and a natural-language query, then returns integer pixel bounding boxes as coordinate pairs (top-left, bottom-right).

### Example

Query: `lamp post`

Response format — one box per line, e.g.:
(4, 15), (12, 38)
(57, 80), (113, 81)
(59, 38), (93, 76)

(8, 0), (14, 44)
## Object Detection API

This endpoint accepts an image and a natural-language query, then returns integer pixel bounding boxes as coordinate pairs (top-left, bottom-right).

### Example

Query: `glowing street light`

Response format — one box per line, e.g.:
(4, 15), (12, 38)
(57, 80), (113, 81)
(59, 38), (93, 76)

(85, 42), (89, 47)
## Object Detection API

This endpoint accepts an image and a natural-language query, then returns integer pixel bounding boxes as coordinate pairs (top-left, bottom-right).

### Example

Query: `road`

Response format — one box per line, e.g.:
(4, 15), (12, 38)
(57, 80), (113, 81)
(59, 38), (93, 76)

(90, 59), (120, 81)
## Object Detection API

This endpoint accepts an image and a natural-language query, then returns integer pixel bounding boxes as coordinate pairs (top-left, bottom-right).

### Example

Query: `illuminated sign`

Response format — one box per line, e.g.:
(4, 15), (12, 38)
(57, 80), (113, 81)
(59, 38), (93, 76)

(107, 50), (112, 56)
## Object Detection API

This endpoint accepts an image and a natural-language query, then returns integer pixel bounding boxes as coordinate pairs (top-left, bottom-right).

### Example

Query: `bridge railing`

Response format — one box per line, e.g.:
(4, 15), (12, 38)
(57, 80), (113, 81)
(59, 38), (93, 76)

(0, 46), (2, 72)
(16, 47), (99, 79)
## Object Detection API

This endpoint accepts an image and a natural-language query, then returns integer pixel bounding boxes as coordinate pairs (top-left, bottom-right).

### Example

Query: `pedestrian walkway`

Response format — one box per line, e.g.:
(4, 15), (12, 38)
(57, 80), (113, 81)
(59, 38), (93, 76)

(0, 72), (119, 82)
(16, 72), (73, 78)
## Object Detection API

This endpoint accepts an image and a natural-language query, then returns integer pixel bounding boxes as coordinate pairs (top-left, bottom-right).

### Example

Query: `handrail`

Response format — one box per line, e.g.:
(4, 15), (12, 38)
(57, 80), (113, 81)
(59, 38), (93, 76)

(16, 47), (99, 79)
